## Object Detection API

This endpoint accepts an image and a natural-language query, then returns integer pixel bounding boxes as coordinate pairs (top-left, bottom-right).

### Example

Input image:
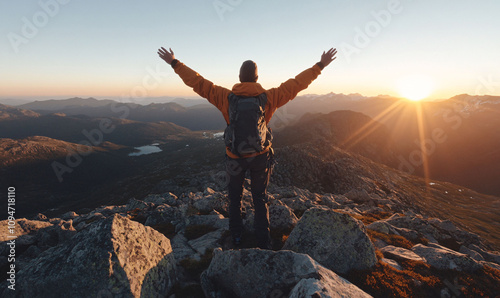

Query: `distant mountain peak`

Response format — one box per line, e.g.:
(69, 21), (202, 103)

(0, 103), (40, 120)
(447, 94), (500, 107)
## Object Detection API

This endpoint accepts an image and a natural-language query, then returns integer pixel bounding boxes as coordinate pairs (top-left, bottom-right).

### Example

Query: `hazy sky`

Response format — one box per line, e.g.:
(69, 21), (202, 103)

(1, 0), (499, 101)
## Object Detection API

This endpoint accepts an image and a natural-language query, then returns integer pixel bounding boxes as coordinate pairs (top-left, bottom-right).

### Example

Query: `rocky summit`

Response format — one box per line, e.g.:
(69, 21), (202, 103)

(201, 248), (371, 298)
(1, 182), (499, 297)
(282, 206), (377, 274)
(1, 214), (176, 298)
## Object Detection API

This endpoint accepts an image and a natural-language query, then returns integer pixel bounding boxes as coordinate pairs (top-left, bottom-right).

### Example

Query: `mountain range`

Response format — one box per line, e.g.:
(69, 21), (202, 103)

(9, 94), (500, 197)
(1, 94), (499, 296)
(16, 97), (225, 131)
(1, 94), (499, 215)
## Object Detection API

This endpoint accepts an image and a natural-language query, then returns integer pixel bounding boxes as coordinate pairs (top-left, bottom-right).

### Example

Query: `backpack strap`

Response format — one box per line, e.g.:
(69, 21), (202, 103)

(257, 93), (268, 118)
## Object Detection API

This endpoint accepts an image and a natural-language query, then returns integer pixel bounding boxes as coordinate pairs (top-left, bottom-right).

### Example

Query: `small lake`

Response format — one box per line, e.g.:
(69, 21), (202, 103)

(128, 143), (162, 156)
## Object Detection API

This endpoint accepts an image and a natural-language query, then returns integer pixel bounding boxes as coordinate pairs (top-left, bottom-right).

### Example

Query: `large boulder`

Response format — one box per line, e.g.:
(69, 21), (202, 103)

(412, 243), (482, 271)
(2, 214), (176, 298)
(201, 248), (371, 298)
(283, 207), (377, 274)
(269, 204), (298, 230)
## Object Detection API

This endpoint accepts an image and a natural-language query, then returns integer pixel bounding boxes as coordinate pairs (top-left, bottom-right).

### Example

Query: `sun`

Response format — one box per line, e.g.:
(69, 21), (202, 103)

(397, 75), (434, 101)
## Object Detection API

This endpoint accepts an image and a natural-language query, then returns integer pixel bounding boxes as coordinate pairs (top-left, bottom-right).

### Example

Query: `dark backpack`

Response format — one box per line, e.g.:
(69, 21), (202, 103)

(224, 93), (272, 156)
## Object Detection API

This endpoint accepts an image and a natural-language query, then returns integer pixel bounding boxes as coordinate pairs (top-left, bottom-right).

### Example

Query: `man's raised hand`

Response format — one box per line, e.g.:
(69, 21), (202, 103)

(158, 47), (175, 65)
(320, 48), (337, 68)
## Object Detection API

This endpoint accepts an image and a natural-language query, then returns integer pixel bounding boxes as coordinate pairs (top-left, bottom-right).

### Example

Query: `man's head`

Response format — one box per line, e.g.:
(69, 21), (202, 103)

(239, 60), (258, 83)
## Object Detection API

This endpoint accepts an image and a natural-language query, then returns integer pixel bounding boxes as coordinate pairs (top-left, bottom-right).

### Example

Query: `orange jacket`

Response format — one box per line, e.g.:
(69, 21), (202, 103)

(172, 61), (323, 158)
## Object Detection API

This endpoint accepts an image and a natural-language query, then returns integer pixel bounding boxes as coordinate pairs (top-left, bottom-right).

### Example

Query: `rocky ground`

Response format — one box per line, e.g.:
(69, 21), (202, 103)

(1, 180), (499, 297)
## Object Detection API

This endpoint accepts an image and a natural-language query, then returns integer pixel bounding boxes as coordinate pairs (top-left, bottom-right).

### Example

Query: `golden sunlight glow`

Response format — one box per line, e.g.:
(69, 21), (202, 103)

(397, 75), (434, 101)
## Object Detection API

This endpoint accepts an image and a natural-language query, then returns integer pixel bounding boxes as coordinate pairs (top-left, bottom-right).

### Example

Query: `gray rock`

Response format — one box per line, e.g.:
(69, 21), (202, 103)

(385, 215), (481, 248)
(367, 221), (394, 234)
(319, 194), (341, 209)
(269, 185), (315, 200)
(338, 207), (362, 217)
(367, 220), (421, 244)
(126, 198), (153, 211)
(192, 192), (229, 215)
(85, 212), (106, 223)
(171, 234), (197, 263)
(283, 207), (377, 274)
(412, 243), (482, 271)
(201, 248), (371, 298)
(32, 213), (48, 221)
(428, 218), (458, 233)
(380, 258), (403, 271)
(48, 217), (63, 225)
(480, 261), (500, 271)
(0, 218), (76, 261)
(289, 277), (372, 298)
(20, 244), (42, 259)
(143, 194), (168, 205)
(0, 219), (52, 241)
(385, 215), (439, 242)
(185, 214), (229, 230)
(2, 214), (176, 297)
(35, 221), (76, 250)
(143, 192), (179, 206)
(332, 194), (354, 205)
(94, 205), (128, 216)
(393, 227), (422, 243)
(75, 221), (88, 231)
(187, 229), (225, 255)
(372, 238), (389, 249)
(467, 244), (500, 264)
(163, 192), (180, 206)
(144, 204), (181, 227)
(280, 194), (316, 215)
(344, 188), (372, 204)
(459, 245), (485, 262)
(15, 234), (37, 246)
(380, 245), (424, 262)
(203, 187), (216, 195)
(269, 204), (298, 230)
(60, 211), (78, 220)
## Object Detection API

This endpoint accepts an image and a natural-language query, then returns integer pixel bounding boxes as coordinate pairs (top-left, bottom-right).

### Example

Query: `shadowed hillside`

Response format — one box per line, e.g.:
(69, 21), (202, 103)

(0, 103), (40, 120)
(0, 113), (191, 146)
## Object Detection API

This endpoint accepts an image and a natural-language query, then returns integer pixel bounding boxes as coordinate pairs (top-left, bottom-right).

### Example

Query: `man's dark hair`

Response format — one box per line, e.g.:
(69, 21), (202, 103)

(239, 60), (258, 83)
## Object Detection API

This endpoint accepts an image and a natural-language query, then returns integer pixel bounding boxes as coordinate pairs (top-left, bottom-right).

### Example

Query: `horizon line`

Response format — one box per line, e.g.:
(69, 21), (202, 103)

(2, 92), (499, 104)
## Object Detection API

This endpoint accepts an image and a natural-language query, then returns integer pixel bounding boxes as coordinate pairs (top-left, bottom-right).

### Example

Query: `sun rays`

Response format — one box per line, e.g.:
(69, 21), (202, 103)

(339, 98), (435, 192)
(339, 99), (405, 150)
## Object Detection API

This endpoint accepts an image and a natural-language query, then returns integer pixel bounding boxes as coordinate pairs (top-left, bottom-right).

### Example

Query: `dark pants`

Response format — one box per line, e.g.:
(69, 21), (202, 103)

(226, 150), (272, 245)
